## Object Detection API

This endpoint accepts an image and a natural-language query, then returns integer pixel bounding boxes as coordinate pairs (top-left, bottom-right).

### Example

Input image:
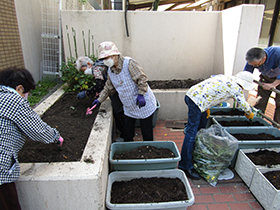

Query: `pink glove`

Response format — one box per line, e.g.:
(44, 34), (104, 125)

(57, 136), (64, 147)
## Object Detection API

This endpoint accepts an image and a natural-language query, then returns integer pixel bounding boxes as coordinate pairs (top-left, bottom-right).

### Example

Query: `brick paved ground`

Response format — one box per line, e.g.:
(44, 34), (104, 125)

(132, 93), (278, 210)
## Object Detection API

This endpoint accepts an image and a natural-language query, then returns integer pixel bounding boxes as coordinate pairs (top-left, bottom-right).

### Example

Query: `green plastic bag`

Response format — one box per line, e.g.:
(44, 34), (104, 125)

(193, 124), (238, 187)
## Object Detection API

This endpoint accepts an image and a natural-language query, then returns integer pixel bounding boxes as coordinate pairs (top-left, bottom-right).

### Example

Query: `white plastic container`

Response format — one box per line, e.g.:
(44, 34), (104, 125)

(250, 168), (280, 210)
(235, 148), (280, 187)
(106, 169), (194, 210)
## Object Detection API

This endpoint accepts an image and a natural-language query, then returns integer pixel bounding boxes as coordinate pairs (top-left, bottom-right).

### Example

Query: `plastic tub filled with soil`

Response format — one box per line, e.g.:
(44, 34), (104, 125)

(235, 148), (280, 187)
(109, 141), (181, 171)
(210, 107), (245, 117)
(106, 169), (194, 210)
(250, 168), (280, 210)
(226, 127), (280, 149)
(211, 116), (272, 129)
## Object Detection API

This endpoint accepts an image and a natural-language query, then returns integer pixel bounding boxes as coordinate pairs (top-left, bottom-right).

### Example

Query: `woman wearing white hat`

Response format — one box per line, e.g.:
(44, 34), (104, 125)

(179, 71), (255, 180)
(92, 41), (157, 142)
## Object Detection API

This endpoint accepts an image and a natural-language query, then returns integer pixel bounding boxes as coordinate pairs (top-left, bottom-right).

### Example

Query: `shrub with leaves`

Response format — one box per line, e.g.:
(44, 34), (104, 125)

(60, 57), (97, 92)
(28, 76), (58, 107)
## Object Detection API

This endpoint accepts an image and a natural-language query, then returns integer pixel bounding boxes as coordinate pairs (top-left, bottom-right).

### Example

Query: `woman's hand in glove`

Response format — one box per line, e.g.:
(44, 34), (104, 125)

(136, 94), (146, 108)
(77, 91), (87, 99)
(245, 112), (254, 120)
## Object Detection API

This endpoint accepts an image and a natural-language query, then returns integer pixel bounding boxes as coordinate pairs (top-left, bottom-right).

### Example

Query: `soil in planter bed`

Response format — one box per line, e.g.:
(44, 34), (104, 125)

(246, 150), (280, 190)
(263, 171), (280, 190)
(148, 78), (204, 89)
(18, 93), (99, 163)
(218, 120), (265, 126)
(231, 133), (279, 140)
(211, 109), (245, 116)
(111, 177), (188, 203)
(246, 149), (280, 166)
(113, 145), (176, 159)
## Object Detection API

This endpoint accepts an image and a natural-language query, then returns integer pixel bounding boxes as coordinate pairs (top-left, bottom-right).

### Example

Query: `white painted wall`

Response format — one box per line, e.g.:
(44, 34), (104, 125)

(14, 0), (43, 82)
(61, 4), (264, 82)
(222, 4), (264, 76)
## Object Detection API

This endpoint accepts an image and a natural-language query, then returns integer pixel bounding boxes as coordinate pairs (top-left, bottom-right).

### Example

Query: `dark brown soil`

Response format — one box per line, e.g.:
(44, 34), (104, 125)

(246, 149), (280, 166)
(211, 110), (245, 116)
(111, 177), (188, 203)
(148, 79), (203, 89)
(246, 149), (280, 189)
(113, 145), (176, 159)
(218, 120), (265, 126)
(263, 171), (280, 190)
(231, 133), (279, 140)
(18, 93), (99, 163)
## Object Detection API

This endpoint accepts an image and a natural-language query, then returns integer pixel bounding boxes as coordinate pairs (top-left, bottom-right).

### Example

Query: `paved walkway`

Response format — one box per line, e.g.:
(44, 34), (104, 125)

(133, 93), (277, 210)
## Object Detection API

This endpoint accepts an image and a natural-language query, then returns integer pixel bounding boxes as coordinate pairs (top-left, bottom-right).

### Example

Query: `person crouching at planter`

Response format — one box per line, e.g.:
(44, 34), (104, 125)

(178, 71), (255, 180)
(75, 56), (125, 142)
(0, 67), (64, 210)
(92, 41), (157, 142)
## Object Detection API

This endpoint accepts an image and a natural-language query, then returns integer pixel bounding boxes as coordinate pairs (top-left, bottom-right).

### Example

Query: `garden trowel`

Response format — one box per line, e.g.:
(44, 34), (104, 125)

(86, 104), (97, 115)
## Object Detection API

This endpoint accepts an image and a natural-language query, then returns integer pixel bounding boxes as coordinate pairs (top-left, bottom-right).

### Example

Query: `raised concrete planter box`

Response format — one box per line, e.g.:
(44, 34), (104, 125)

(152, 89), (188, 121)
(106, 169), (194, 210)
(250, 168), (280, 210)
(15, 86), (113, 210)
(235, 148), (280, 187)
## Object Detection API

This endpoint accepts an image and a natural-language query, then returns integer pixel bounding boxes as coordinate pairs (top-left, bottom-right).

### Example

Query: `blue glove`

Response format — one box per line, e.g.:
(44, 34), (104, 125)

(136, 94), (146, 108)
(77, 91), (87, 99)
(92, 99), (100, 107)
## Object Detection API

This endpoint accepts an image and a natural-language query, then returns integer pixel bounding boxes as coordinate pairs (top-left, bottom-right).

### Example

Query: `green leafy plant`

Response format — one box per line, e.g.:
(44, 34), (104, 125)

(28, 76), (58, 107)
(79, 0), (89, 5)
(60, 56), (97, 92)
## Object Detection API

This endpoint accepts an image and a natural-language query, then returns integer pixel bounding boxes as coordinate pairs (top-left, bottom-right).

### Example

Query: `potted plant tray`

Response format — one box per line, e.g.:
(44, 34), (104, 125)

(250, 168), (280, 210)
(106, 169), (195, 210)
(235, 148), (280, 187)
(109, 141), (181, 171)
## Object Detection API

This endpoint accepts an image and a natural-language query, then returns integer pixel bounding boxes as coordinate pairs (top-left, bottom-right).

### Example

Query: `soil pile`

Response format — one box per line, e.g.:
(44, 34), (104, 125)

(111, 177), (188, 203)
(113, 145), (176, 159)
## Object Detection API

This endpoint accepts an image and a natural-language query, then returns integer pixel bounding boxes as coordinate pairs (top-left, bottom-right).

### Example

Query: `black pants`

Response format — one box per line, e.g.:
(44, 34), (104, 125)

(254, 74), (280, 123)
(0, 182), (21, 210)
(123, 113), (154, 141)
(113, 111), (125, 138)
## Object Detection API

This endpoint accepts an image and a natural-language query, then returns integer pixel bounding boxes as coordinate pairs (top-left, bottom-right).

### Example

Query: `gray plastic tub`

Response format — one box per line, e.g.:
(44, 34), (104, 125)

(225, 127), (280, 149)
(211, 116), (272, 129)
(106, 169), (195, 210)
(109, 141), (181, 171)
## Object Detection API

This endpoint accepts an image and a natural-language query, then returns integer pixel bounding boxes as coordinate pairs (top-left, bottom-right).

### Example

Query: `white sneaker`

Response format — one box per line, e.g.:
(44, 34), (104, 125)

(115, 137), (124, 142)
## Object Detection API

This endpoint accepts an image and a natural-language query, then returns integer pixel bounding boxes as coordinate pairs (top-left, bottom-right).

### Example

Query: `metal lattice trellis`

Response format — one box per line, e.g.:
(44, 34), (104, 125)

(41, 0), (62, 76)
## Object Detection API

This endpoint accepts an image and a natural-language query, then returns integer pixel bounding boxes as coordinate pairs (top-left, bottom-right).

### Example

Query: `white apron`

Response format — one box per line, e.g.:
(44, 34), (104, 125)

(108, 57), (156, 119)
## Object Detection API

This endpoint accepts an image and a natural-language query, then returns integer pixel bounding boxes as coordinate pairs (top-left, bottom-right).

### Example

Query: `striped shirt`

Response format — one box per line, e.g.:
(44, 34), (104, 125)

(97, 56), (148, 103)
(0, 86), (60, 185)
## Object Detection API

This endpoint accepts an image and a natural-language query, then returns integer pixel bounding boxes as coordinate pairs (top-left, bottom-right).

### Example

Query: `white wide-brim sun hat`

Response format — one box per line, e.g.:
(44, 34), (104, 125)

(232, 71), (255, 90)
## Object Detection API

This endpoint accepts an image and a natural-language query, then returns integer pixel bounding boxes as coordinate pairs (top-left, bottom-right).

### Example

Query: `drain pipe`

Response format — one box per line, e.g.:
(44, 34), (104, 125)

(58, 0), (62, 77)
(124, 0), (129, 37)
